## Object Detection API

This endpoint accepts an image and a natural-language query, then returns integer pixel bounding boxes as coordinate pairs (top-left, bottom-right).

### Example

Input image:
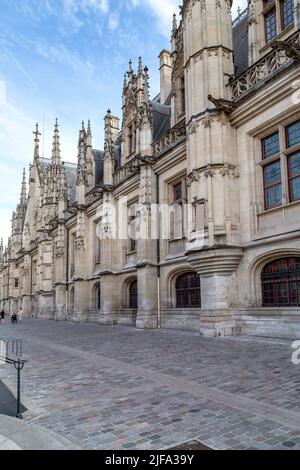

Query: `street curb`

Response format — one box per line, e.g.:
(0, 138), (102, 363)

(0, 414), (81, 450)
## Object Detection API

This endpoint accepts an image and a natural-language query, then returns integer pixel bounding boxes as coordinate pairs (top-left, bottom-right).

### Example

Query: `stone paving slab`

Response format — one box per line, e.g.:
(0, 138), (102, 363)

(0, 319), (300, 450)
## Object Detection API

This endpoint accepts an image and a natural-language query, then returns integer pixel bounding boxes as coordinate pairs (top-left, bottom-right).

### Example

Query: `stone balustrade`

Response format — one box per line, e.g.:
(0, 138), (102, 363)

(229, 31), (300, 101)
(152, 120), (186, 158)
(113, 156), (140, 186)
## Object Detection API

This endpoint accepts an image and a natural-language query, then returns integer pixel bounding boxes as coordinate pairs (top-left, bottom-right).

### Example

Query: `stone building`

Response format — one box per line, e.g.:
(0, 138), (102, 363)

(1, 0), (300, 338)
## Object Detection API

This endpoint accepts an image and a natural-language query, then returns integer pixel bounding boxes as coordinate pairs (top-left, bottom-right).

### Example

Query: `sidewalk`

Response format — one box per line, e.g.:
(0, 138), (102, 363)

(0, 415), (80, 450)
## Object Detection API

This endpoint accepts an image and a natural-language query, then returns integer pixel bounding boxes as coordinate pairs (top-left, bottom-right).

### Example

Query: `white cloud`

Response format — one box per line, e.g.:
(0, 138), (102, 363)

(130, 0), (248, 38)
(108, 11), (120, 31)
(0, 80), (6, 105)
(64, 0), (109, 14)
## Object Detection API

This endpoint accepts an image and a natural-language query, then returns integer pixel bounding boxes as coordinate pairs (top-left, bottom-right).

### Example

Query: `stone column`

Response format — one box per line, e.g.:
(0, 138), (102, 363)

(188, 247), (243, 336)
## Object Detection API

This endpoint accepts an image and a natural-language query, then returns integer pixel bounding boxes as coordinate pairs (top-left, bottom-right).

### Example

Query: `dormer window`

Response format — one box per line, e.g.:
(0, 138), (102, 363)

(128, 124), (133, 155)
(127, 122), (136, 156)
(263, 0), (294, 44)
(179, 75), (185, 115)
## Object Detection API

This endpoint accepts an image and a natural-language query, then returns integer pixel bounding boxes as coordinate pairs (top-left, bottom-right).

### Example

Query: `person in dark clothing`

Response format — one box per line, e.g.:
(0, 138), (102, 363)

(0, 310), (5, 324)
(11, 313), (18, 324)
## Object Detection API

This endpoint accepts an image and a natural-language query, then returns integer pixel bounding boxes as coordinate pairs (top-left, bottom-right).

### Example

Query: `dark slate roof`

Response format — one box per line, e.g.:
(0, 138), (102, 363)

(150, 100), (171, 142)
(40, 157), (77, 204)
(64, 162), (77, 204)
(233, 10), (249, 77)
(92, 149), (104, 186)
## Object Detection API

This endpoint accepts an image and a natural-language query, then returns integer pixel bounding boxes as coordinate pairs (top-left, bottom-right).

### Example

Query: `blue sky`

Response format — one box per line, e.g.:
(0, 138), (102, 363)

(0, 0), (247, 245)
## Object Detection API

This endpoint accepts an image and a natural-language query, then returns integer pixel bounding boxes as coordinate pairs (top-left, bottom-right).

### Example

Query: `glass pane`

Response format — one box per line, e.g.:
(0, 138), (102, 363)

(264, 161), (281, 185)
(174, 182), (182, 201)
(265, 9), (277, 42)
(262, 132), (280, 159)
(288, 152), (300, 177)
(265, 185), (282, 209)
(281, 0), (294, 29)
(290, 177), (300, 202)
(286, 120), (300, 148)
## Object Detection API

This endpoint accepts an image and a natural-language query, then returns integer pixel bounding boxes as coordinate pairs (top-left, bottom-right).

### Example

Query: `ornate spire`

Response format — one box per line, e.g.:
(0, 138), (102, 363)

(123, 73), (128, 91)
(103, 109), (115, 186)
(172, 13), (177, 37)
(52, 118), (61, 166)
(0, 238), (3, 263)
(138, 56), (143, 75)
(85, 119), (94, 181)
(76, 124), (87, 186)
(33, 122), (41, 173)
(104, 109), (113, 158)
(85, 119), (92, 148)
(143, 66), (150, 101)
(127, 59), (134, 81)
(20, 168), (27, 207)
(58, 163), (68, 200)
(87, 119), (91, 137)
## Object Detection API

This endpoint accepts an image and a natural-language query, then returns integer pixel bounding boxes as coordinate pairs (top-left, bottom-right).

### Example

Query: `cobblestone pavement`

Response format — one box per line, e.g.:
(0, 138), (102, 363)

(1, 319), (300, 450)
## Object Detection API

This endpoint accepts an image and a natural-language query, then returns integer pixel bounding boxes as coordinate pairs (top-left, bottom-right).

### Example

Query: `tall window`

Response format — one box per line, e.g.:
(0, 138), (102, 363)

(94, 221), (101, 266)
(263, 161), (282, 209)
(128, 204), (137, 252)
(281, 0), (294, 29)
(261, 119), (300, 210)
(129, 280), (138, 309)
(95, 285), (101, 310)
(180, 75), (185, 115)
(128, 123), (135, 155)
(263, 0), (294, 43)
(261, 258), (300, 306)
(265, 8), (277, 42)
(69, 287), (75, 311)
(176, 273), (201, 308)
(170, 179), (186, 240)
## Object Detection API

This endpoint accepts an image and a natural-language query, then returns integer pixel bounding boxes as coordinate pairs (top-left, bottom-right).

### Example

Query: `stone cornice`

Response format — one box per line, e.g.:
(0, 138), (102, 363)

(187, 246), (243, 276)
(187, 163), (239, 186)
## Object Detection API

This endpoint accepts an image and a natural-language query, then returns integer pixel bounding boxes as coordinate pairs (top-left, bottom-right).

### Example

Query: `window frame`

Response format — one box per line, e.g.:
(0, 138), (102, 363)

(287, 152), (300, 203)
(261, 257), (300, 307)
(176, 272), (201, 309)
(259, 118), (300, 211)
(280, 0), (294, 30)
(262, 0), (294, 44)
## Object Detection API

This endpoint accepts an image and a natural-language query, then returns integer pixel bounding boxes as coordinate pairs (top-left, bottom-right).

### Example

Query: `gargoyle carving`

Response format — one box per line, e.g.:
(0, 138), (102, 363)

(271, 41), (300, 61)
(207, 94), (236, 114)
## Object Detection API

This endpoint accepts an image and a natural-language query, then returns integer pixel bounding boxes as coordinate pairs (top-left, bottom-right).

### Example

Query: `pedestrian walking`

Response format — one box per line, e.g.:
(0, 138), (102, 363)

(0, 310), (5, 324)
(17, 308), (23, 322)
(11, 313), (18, 324)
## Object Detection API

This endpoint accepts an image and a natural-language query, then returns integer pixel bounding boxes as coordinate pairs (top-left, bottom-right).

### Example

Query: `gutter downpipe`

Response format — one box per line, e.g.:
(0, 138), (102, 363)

(156, 174), (161, 329)
(65, 228), (69, 321)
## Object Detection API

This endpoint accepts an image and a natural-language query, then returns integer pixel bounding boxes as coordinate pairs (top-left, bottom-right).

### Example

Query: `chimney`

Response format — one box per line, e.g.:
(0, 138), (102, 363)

(159, 49), (172, 105)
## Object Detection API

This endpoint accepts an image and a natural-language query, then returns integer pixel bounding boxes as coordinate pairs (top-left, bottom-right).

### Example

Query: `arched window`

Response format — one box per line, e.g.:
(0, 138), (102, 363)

(129, 280), (138, 309)
(261, 258), (300, 306)
(95, 285), (101, 310)
(69, 287), (74, 311)
(176, 272), (201, 308)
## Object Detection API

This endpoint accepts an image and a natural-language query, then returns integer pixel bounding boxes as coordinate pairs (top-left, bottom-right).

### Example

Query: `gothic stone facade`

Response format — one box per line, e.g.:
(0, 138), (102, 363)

(1, 0), (300, 339)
